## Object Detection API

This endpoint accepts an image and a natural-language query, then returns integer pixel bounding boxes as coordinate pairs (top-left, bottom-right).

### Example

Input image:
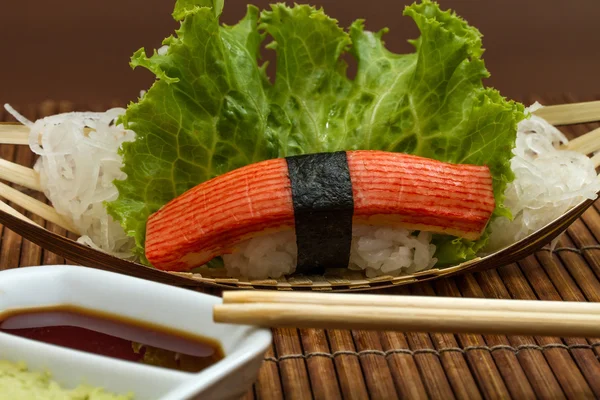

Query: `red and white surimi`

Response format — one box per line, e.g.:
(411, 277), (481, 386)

(145, 150), (496, 272)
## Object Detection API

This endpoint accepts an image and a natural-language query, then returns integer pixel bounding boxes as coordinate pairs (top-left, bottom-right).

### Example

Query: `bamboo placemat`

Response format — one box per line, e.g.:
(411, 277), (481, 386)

(1, 95), (600, 399)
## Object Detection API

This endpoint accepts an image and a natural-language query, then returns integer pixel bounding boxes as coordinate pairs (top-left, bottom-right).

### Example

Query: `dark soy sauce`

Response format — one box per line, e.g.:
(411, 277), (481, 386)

(0, 305), (224, 373)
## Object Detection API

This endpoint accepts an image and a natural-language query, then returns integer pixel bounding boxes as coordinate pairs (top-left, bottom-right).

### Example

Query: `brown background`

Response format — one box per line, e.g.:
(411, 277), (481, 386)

(1, 0), (599, 107)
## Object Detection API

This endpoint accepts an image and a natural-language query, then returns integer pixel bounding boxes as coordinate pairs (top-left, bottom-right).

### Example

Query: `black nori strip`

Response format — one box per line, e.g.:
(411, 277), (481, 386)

(285, 151), (354, 274)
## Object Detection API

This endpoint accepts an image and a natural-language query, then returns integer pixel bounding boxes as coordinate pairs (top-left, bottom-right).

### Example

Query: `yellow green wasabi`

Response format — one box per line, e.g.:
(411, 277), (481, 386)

(0, 359), (133, 400)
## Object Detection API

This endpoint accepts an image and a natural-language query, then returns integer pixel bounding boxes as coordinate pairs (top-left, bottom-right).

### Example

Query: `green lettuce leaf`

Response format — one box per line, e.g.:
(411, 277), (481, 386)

(106, 1), (276, 262)
(259, 4), (354, 154)
(259, 1), (524, 263)
(107, 0), (525, 267)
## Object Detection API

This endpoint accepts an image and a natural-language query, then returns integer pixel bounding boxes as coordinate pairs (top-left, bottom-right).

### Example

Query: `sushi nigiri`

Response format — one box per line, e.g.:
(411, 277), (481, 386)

(145, 150), (495, 276)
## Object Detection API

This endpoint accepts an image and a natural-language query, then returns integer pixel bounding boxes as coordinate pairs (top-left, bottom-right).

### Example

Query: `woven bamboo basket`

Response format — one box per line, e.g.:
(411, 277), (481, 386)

(1, 101), (599, 291)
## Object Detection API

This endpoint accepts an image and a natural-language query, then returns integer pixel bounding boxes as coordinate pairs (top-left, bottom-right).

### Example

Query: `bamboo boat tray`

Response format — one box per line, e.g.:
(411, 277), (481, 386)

(0, 98), (599, 293)
(2, 95), (600, 397)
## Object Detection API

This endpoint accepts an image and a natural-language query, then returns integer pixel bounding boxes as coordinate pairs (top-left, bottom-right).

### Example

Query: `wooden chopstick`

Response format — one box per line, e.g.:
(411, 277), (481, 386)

(213, 291), (600, 337)
(213, 303), (600, 337)
(222, 291), (600, 314)
(532, 100), (600, 126)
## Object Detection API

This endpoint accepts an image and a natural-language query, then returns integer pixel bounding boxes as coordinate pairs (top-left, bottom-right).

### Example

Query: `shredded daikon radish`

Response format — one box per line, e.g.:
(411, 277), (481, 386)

(485, 102), (600, 252)
(157, 45), (169, 56)
(4, 105), (136, 258)
(4, 104), (33, 127)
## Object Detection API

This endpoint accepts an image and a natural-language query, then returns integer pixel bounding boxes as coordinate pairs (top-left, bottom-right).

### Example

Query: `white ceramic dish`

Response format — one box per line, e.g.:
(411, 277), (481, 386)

(0, 265), (272, 400)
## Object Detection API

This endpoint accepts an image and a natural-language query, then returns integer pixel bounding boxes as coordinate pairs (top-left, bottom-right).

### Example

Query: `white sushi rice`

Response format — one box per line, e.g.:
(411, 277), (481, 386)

(223, 230), (298, 279)
(348, 227), (437, 278)
(222, 227), (438, 279)
(5, 104), (136, 258)
(6, 101), (599, 279)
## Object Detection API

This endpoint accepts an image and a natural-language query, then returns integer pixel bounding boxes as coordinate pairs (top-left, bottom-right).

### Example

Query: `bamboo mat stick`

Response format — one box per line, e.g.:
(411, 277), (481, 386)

(0, 123), (94, 146)
(590, 152), (600, 169)
(213, 303), (600, 337)
(0, 182), (79, 234)
(0, 124), (28, 145)
(222, 291), (600, 315)
(0, 200), (40, 227)
(533, 101), (600, 125)
(566, 127), (600, 154)
(0, 158), (41, 191)
(0, 100), (596, 142)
